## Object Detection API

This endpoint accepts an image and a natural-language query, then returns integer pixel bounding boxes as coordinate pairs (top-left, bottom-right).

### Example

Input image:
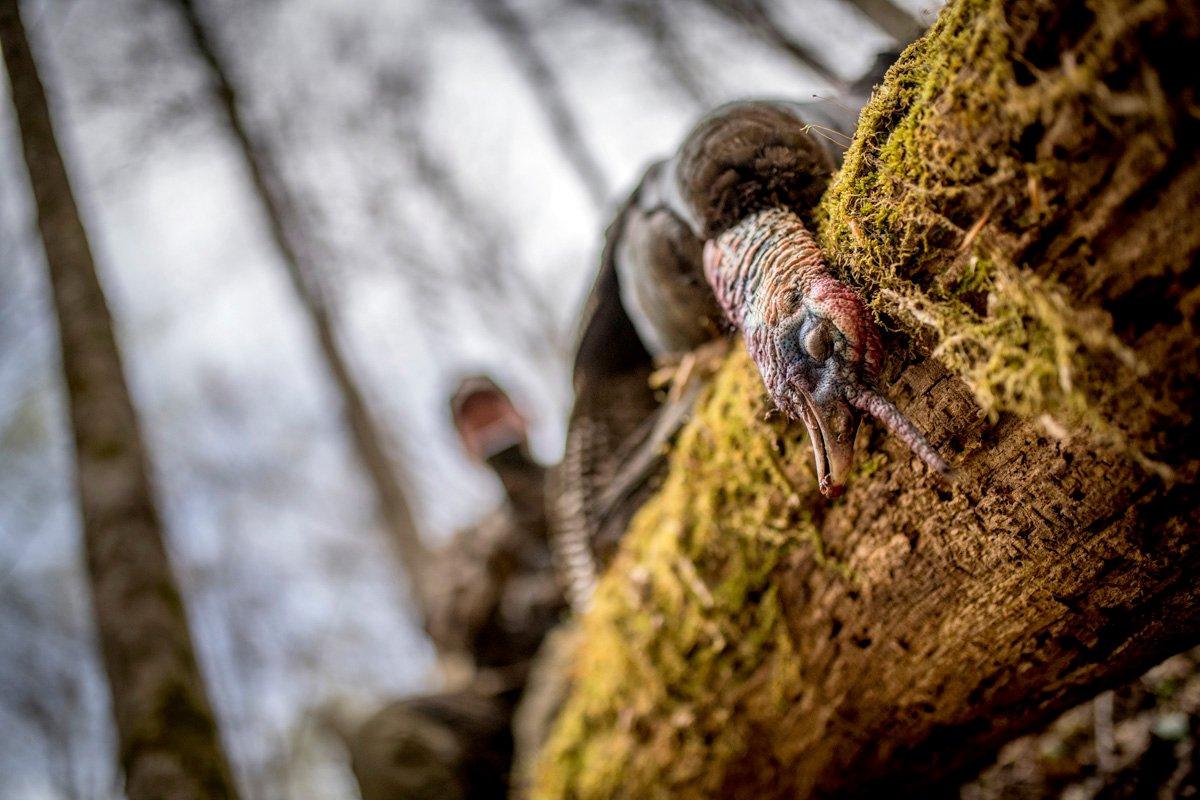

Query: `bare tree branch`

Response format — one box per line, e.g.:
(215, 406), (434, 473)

(691, 0), (849, 90)
(579, 0), (714, 107)
(465, 0), (610, 209)
(406, 125), (571, 363)
(842, 0), (926, 42)
(170, 0), (435, 617)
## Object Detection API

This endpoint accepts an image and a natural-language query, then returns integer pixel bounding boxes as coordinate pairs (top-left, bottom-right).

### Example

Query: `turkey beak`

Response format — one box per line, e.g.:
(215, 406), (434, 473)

(797, 384), (862, 499)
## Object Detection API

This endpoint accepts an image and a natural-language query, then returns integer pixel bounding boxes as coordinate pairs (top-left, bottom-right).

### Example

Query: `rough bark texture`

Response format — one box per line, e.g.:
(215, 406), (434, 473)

(529, 0), (1200, 797)
(0, 3), (240, 798)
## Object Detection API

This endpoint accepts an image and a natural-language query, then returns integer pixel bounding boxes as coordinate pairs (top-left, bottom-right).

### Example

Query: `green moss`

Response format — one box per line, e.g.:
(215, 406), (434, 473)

(820, 0), (1152, 432)
(532, 353), (833, 798)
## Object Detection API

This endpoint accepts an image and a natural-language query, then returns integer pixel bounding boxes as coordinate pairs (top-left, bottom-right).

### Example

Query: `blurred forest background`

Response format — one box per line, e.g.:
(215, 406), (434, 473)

(0, 0), (938, 797)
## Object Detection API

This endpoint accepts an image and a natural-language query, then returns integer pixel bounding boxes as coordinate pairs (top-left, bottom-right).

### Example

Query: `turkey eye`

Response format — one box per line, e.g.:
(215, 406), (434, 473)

(804, 323), (833, 361)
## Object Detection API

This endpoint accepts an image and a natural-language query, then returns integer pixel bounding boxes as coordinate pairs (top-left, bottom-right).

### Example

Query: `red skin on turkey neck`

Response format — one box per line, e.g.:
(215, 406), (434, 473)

(703, 207), (952, 497)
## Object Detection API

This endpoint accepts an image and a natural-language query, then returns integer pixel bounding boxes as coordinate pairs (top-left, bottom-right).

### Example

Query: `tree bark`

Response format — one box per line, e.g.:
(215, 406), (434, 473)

(0, 3), (240, 798)
(171, 0), (434, 616)
(529, 0), (1200, 797)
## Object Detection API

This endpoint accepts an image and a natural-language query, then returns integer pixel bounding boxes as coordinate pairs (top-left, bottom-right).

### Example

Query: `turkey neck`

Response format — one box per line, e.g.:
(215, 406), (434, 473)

(703, 206), (884, 387)
(703, 207), (829, 332)
(486, 445), (547, 535)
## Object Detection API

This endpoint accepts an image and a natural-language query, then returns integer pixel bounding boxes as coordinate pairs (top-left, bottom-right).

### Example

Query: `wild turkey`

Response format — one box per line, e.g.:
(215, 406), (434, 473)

(352, 377), (565, 800)
(553, 68), (952, 612)
(426, 376), (564, 673)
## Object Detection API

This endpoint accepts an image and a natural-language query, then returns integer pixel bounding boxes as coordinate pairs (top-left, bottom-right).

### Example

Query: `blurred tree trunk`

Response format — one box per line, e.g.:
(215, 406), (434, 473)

(693, 0), (846, 89)
(171, 0), (433, 616)
(0, 3), (240, 799)
(528, 0), (1200, 797)
(842, 0), (925, 41)
(583, 0), (714, 107)
(466, 0), (610, 209)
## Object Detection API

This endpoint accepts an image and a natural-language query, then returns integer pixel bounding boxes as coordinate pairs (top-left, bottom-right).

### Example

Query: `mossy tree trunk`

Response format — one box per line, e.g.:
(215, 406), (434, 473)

(0, 2), (239, 798)
(530, 0), (1200, 797)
